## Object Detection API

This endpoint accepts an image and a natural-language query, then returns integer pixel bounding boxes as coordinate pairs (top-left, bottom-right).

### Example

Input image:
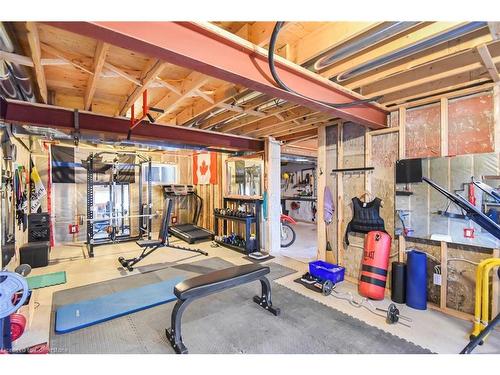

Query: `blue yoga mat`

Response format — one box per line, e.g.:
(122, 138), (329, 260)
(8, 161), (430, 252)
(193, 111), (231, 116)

(55, 277), (184, 334)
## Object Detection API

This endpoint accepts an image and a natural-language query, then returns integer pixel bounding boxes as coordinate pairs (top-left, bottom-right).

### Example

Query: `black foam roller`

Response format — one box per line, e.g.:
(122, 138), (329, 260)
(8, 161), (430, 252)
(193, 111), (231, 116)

(391, 261), (406, 304)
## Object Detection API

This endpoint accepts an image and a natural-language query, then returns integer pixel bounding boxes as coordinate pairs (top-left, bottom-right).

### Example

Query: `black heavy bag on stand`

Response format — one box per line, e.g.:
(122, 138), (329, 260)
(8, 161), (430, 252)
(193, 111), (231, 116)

(391, 261), (406, 304)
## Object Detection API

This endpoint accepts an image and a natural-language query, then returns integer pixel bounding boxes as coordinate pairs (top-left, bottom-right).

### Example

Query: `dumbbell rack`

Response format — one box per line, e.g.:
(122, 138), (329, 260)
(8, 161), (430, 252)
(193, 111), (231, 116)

(213, 197), (262, 254)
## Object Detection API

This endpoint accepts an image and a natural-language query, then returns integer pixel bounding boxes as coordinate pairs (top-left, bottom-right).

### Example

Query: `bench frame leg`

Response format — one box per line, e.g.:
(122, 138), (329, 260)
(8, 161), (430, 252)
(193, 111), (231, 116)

(166, 276), (280, 354)
(165, 299), (191, 354)
(118, 245), (160, 271)
(253, 276), (281, 316)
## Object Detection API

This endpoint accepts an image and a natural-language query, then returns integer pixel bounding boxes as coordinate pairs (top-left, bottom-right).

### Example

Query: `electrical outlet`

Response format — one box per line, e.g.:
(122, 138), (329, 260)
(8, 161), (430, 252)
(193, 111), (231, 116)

(433, 273), (442, 286)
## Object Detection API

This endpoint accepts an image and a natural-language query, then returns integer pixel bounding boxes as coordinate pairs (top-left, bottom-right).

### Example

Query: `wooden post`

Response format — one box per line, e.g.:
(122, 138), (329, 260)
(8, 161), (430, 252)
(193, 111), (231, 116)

(336, 122), (344, 266)
(398, 108), (406, 263)
(440, 241), (448, 310)
(316, 124), (327, 260)
(364, 132), (372, 194)
(494, 83), (500, 153)
(440, 97), (449, 157)
(398, 235), (406, 262)
(264, 137), (281, 255)
(398, 107), (406, 159)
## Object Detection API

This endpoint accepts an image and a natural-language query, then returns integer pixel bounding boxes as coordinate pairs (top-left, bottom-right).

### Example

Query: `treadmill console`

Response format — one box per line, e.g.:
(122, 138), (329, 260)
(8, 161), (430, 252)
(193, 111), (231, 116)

(163, 184), (195, 195)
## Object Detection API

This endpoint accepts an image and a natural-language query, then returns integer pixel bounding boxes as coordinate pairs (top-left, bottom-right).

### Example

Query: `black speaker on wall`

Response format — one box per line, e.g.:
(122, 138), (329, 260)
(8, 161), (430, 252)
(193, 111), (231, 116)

(28, 212), (51, 242)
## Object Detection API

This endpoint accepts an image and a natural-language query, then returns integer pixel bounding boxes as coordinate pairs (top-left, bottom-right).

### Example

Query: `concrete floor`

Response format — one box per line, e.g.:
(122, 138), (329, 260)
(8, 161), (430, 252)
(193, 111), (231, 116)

(281, 221), (317, 263)
(13, 237), (500, 354)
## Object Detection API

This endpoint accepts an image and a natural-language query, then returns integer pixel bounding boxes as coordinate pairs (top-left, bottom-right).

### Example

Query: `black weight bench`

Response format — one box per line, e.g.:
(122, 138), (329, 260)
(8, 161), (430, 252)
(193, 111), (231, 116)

(118, 198), (208, 271)
(165, 263), (280, 354)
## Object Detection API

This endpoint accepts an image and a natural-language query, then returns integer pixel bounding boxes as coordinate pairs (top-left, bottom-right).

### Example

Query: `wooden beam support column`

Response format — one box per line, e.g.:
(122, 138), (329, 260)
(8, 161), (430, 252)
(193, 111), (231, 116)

(398, 107), (406, 262)
(316, 124), (327, 260)
(336, 122), (344, 266)
(264, 137), (281, 255)
(25, 22), (47, 103)
(440, 97), (449, 157)
(494, 83), (500, 153)
(398, 107), (406, 159)
(440, 241), (448, 310)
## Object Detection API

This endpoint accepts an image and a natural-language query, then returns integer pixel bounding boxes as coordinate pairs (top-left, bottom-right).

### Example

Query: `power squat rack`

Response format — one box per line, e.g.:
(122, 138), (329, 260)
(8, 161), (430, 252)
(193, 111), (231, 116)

(85, 151), (153, 257)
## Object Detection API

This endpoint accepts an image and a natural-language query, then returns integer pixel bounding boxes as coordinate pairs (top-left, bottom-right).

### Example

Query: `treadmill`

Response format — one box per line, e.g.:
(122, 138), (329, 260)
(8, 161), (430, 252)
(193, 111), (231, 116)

(162, 184), (214, 244)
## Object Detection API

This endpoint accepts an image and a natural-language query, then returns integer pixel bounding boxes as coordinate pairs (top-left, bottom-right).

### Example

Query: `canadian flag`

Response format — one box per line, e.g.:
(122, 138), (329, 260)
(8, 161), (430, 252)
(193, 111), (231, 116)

(193, 152), (217, 185)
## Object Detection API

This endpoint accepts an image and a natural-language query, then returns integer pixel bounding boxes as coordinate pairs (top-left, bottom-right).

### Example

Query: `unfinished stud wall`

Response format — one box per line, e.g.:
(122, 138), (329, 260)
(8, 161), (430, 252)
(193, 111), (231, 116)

(321, 88), (499, 317)
(340, 123), (367, 278)
(401, 90), (498, 316)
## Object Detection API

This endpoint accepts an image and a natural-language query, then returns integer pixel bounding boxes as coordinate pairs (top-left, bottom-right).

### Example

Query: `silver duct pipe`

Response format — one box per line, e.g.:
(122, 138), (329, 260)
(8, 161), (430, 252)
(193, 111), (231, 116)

(313, 22), (421, 71)
(336, 21), (488, 82)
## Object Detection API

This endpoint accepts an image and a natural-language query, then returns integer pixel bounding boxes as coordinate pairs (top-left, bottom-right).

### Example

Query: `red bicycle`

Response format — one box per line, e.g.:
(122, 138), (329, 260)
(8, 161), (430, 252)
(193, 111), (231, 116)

(280, 214), (297, 247)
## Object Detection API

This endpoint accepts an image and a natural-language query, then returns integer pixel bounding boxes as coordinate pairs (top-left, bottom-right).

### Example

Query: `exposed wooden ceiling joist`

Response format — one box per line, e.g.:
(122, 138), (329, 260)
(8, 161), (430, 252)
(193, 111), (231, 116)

(153, 71), (210, 122)
(241, 107), (316, 136)
(362, 42), (500, 97)
(216, 103), (297, 134)
(260, 117), (329, 139)
(25, 22), (47, 103)
(84, 41), (109, 110)
(488, 22), (500, 40)
(344, 29), (492, 90)
(319, 22), (467, 79)
(44, 21), (387, 129)
(290, 22), (383, 66)
(476, 44), (500, 82)
(0, 50), (33, 66)
(197, 95), (270, 130)
(382, 67), (492, 106)
(41, 42), (93, 75)
(119, 59), (166, 116)
(277, 128), (318, 142)
(174, 84), (242, 126)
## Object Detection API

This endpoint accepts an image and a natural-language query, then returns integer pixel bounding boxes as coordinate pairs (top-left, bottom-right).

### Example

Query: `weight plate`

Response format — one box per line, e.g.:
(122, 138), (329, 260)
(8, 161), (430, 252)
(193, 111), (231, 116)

(10, 313), (26, 341)
(14, 264), (32, 277)
(386, 303), (400, 324)
(322, 280), (334, 296)
(0, 272), (29, 319)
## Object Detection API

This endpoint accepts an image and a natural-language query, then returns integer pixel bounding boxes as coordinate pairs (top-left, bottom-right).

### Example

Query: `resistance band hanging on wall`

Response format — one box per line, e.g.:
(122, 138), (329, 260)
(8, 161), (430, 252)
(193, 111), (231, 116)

(14, 164), (28, 231)
(30, 158), (47, 213)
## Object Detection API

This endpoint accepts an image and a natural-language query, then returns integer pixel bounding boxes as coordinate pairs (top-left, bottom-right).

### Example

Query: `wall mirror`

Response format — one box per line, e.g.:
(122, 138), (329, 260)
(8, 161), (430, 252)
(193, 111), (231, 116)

(395, 152), (499, 249)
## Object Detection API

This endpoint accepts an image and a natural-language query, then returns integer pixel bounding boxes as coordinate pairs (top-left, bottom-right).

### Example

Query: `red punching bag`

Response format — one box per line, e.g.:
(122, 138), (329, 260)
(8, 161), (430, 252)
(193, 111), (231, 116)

(359, 231), (391, 300)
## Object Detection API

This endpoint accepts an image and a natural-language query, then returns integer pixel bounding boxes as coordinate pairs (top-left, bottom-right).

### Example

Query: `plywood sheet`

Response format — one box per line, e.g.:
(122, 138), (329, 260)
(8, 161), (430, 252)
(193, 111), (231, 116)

(405, 103), (441, 158)
(448, 93), (494, 156)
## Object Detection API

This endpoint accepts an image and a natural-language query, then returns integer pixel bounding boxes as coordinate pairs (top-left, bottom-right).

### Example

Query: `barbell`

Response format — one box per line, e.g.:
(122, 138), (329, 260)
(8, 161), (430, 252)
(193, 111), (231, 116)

(49, 212), (161, 225)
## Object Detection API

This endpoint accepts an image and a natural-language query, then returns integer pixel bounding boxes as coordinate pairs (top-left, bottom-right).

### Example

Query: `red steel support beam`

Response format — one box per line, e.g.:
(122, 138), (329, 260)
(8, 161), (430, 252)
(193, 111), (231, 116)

(0, 98), (263, 151)
(44, 22), (388, 129)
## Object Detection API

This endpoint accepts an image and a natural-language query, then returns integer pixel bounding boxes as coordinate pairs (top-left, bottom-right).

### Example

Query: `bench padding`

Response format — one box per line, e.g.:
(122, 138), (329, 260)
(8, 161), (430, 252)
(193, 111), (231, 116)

(174, 264), (270, 300)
